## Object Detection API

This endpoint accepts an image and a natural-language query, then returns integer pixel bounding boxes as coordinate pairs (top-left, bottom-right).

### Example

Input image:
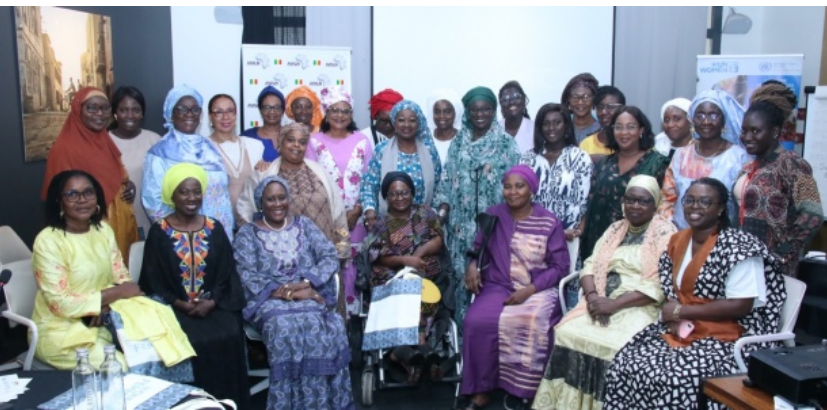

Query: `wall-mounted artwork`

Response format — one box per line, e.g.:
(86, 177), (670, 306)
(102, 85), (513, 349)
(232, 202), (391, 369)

(15, 6), (114, 161)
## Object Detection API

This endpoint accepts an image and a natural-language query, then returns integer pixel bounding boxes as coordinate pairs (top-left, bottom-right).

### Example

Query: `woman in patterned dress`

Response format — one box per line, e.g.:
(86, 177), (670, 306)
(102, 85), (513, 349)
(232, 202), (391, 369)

(604, 177), (785, 410)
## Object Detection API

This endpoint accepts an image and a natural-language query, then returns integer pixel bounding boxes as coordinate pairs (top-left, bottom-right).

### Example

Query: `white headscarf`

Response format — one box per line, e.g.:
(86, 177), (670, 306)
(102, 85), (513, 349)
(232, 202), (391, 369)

(426, 89), (464, 133)
(660, 98), (692, 120)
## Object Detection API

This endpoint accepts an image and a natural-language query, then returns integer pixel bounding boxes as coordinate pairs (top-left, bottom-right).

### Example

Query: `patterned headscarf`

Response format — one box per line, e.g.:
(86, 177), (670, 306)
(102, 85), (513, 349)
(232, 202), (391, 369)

(689, 89), (745, 147)
(390, 100), (431, 141)
(461, 86), (498, 129)
(427, 89), (464, 132)
(319, 86), (353, 112)
(368, 88), (404, 120)
(627, 174), (662, 207)
(254, 175), (291, 213)
(660, 97), (692, 121)
(257, 85), (285, 108)
(503, 164), (539, 194)
(163, 84), (203, 130)
(285, 85), (323, 132)
(161, 163), (207, 206)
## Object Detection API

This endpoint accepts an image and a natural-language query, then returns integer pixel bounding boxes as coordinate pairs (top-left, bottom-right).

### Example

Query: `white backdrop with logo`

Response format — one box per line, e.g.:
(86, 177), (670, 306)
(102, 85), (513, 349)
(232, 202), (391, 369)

(696, 54), (804, 110)
(241, 45), (352, 130)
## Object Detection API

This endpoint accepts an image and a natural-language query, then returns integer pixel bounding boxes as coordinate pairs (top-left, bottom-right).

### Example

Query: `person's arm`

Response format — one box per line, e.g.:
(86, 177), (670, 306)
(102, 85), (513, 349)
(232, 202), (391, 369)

(777, 161), (824, 262)
(433, 137), (460, 213)
(658, 164), (677, 220)
(358, 143), (384, 215)
(663, 298), (754, 322)
(141, 153), (173, 223)
(412, 208), (444, 258)
(574, 150), (593, 233)
(302, 217), (340, 288)
(530, 219), (570, 292)
(206, 221), (246, 312)
(138, 224), (188, 308)
(429, 143), (443, 208)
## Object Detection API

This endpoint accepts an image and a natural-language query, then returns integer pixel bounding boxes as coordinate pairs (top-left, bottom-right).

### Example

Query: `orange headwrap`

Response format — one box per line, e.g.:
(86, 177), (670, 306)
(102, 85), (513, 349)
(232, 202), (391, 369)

(285, 85), (323, 132)
(41, 87), (124, 205)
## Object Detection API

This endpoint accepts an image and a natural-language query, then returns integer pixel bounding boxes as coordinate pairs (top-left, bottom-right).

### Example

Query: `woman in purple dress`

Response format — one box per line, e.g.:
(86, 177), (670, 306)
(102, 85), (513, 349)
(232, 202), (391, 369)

(458, 165), (569, 410)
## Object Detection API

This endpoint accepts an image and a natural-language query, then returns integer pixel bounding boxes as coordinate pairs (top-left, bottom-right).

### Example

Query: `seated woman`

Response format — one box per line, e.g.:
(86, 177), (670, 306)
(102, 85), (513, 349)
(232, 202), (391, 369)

(33, 170), (194, 373)
(234, 176), (353, 410)
(604, 177), (786, 410)
(138, 163), (249, 408)
(459, 165), (569, 410)
(364, 171), (446, 383)
(532, 175), (676, 410)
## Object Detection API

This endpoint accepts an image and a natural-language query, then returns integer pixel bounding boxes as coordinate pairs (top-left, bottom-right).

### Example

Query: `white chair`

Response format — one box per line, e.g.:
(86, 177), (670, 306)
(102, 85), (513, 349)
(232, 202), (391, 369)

(128, 241), (145, 283)
(733, 275), (807, 372)
(558, 237), (580, 314)
(0, 226), (32, 265)
(0, 259), (51, 371)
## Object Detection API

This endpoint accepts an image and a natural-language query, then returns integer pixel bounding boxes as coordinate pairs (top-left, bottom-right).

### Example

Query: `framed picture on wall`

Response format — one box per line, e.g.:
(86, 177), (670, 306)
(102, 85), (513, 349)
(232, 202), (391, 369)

(14, 6), (114, 161)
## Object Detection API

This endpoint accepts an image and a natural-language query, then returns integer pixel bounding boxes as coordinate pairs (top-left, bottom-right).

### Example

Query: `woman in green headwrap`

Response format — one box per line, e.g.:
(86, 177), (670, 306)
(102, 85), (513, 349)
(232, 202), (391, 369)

(435, 86), (520, 326)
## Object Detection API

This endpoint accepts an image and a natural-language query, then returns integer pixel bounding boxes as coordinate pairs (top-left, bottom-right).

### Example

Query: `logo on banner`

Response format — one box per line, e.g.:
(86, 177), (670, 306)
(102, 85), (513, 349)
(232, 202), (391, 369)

(286, 54), (310, 69)
(759, 62), (773, 73)
(265, 74), (288, 89)
(324, 55), (348, 71)
(699, 61), (739, 74)
(252, 53), (270, 69)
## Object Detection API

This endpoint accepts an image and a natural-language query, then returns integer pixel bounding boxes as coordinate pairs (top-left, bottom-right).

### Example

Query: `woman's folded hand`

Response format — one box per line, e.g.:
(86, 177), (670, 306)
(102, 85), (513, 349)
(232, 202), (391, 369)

(504, 285), (535, 306)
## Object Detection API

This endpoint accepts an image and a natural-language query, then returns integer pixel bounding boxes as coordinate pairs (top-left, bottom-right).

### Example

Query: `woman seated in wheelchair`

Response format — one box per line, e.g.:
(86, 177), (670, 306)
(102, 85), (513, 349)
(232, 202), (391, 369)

(363, 171), (449, 384)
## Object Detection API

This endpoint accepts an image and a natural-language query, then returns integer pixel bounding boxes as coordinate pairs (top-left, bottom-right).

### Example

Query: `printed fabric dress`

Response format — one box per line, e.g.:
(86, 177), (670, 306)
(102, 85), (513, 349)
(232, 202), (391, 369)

(520, 146), (592, 229)
(234, 216), (353, 410)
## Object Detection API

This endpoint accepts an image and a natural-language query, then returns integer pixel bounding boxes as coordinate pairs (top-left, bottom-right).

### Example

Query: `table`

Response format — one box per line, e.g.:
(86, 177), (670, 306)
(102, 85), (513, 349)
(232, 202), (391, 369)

(701, 374), (773, 410)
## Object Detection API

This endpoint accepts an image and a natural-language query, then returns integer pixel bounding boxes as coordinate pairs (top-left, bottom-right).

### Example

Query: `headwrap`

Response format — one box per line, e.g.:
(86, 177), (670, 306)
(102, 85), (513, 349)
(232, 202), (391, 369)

(285, 85), (323, 132)
(319, 86), (353, 112)
(689, 89), (745, 147)
(626, 174), (662, 207)
(380, 171), (415, 200)
(161, 163), (207, 206)
(257, 85), (285, 108)
(163, 84), (203, 130)
(390, 100), (431, 141)
(254, 175), (291, 213)
(426, 89), (464, 132)
(503, 164), (539, 194)
(660, 98), (692, 121)
(277, 122), (311, 147)
(461, 86), (498, 129)
(41, 87), (124, 204)
(368, 88), (404, 120)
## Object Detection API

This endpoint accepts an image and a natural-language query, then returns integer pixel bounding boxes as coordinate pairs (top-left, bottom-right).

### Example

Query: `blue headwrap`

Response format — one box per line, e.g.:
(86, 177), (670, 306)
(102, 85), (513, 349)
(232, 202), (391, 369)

(390, 99), (432, 141)
(258, 85), (285, 108)
(253, 175), (290, 218)
(689, 89), (745, 147)
(163, 84), (203, 130)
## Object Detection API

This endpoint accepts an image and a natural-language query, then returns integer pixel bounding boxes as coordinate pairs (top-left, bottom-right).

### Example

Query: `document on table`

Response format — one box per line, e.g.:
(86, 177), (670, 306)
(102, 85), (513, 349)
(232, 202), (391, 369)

(0, 374), (32, 403)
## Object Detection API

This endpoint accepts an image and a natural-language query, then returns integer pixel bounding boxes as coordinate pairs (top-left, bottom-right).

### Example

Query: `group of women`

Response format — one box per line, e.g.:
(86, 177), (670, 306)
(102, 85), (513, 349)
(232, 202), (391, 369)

(31, 70), (823, 410)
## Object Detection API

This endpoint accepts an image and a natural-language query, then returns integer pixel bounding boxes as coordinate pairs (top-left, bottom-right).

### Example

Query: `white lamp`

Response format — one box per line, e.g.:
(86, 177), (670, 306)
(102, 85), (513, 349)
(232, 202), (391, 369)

(722, 7), (752, 34)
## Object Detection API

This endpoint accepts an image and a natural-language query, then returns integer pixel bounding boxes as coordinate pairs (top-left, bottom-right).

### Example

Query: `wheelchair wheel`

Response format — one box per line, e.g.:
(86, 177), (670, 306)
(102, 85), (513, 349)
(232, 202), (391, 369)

(361, 370), (374, 407)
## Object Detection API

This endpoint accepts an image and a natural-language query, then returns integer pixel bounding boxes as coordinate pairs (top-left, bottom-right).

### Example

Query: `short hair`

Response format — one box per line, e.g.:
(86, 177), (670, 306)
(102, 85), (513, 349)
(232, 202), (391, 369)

(320, 115), (358, 133)
(208, 94), (236, 112)
(605, 106), (655, 151)
(532, 103), (577, 154)
(110, 86), (146, 114)
(593, 85), (627, 107)
(688, 177), (731, 231)
(499, 80), (530, 119)
(44, 170), (107, 231)
(560, 73), (599, 106)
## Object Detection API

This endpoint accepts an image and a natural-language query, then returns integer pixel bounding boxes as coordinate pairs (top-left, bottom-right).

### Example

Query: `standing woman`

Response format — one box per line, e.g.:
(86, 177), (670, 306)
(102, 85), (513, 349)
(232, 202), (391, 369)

(360, 99), (442, 227)
(207, 94), (264, 228)
(108, 86), (162, 240)
(362, 88), (405, 147)
(653, 98), (694, 158)
(579, 106), (668, 261)
(42, 86), (138, 259)
(427, 89), (464, 168)
(735, 83), (824, 276)
(305, 86), (372, 316)
(139, 163), (249, 408)
(579, 86), (626, 159)
(241, 85), (285, 162)
(659, 90), (751, 230)
(285, 85), (324, 133)
(435, 86), (520, 326)
(499, 80), (534, 153)
(142, 85), (234, 239)
(560, 73), (600, 144)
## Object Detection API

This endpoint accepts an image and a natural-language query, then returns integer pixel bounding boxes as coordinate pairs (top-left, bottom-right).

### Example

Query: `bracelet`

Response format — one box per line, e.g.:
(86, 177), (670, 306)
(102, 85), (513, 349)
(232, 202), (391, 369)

(673, 303), (682, 320)
(585, 290), (598, 300)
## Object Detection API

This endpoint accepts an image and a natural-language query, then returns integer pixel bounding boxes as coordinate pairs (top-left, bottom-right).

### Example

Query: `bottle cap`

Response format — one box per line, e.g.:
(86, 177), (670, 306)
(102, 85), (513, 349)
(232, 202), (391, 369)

(75, 347), (89, 357)
(104, 344), (116, 354)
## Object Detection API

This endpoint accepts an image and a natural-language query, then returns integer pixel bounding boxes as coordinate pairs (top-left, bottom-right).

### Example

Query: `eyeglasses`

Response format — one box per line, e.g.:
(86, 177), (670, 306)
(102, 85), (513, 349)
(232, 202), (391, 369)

(499, 94), (525, 106)
(210, 108), (236, 117)
(597, 103), (624, 112)
(375, 118), (392, 126)
(387, 189), (412, 199)
(613, 123), (641, 133)
(622, 195), (654, 206)
(174, 105), (202, 116)
(260, 104), (283, 113)
(569, 93), (593, 103)
(63, 188), (97, 203)
(693, 112), (722, 122)
(681, 196), (720, 209)
(84, 104), (112, 114)
(327, 107), (353, 116)
(469, 107), (494, 116)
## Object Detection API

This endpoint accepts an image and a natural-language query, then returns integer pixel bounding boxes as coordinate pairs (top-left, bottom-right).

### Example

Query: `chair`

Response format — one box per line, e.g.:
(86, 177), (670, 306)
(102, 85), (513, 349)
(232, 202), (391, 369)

(0, 259), (49, 371)
(128, 241), (145, 283)
(733, 275), (807, 372)
(0, 226), (32, 265)
(558, 237), (580, 314)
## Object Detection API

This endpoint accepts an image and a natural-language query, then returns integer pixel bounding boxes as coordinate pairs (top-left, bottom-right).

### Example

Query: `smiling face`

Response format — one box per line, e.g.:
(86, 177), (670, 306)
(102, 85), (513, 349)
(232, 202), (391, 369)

(387, 180), (413, 215)
(612, 112), (643, 151)
(259, 94), (284, 126)
(542, 110), (566, 147)
(326, 101), (353, 132)
(432, 100), (456, 131)
(468, 100), (495, 134)
(683, 183), (724, 231)
(394, 108), (419, 141)
(260, 182), (289, 224)
(209, 96), (237, 133)
(662, 106), (691, 143)
(290, 97), (314, 126)
(374, 109), (394, 136)
(567, 86), (593, 119)
(596, 94), (622, 127)
(502, 174), (532, 211)
(171, 96), (201, 134)
(622, 187), (656, 227)
(279, 128), (308, 165)
(499, 86), (526, 121)
(81, 95), (111, 132)
(692, 102), (725, 141)
(740, 111), (779, 157)
(61, 175), (98, 225)
(115, 96), (143, 134)
(171, 177), (203, 218)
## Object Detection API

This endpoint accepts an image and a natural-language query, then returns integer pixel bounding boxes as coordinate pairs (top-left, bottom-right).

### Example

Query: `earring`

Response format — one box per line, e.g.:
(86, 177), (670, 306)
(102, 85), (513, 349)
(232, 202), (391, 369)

(59, 209), (64, 219)
(95, 205), (101, 214)
(114, 114), (118, 121)
(639, 133), (643, 139)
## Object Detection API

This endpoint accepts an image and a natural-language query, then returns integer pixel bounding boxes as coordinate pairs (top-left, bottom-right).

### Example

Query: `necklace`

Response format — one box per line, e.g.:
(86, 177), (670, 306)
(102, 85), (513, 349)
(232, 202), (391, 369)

(262, 216), (287, 231)
(628, 221), (650, 235)
(694, 139), (725, 159)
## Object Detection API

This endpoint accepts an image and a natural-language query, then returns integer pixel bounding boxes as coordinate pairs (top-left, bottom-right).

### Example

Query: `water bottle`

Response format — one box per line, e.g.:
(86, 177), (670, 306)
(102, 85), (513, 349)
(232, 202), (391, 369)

(99, 344), (126, 410)
(72, 347), (100, 410)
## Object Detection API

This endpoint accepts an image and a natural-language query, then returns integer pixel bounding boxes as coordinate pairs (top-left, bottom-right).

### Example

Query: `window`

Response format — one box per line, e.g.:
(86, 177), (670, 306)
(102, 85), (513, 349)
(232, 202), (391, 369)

(242, 6), (305, 46)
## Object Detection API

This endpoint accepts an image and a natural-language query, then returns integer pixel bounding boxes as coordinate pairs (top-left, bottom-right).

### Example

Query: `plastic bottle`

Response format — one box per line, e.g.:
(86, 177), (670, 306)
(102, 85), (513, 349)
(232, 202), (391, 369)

(72, 347), (100, 410)
(99, 344), (126, 410)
